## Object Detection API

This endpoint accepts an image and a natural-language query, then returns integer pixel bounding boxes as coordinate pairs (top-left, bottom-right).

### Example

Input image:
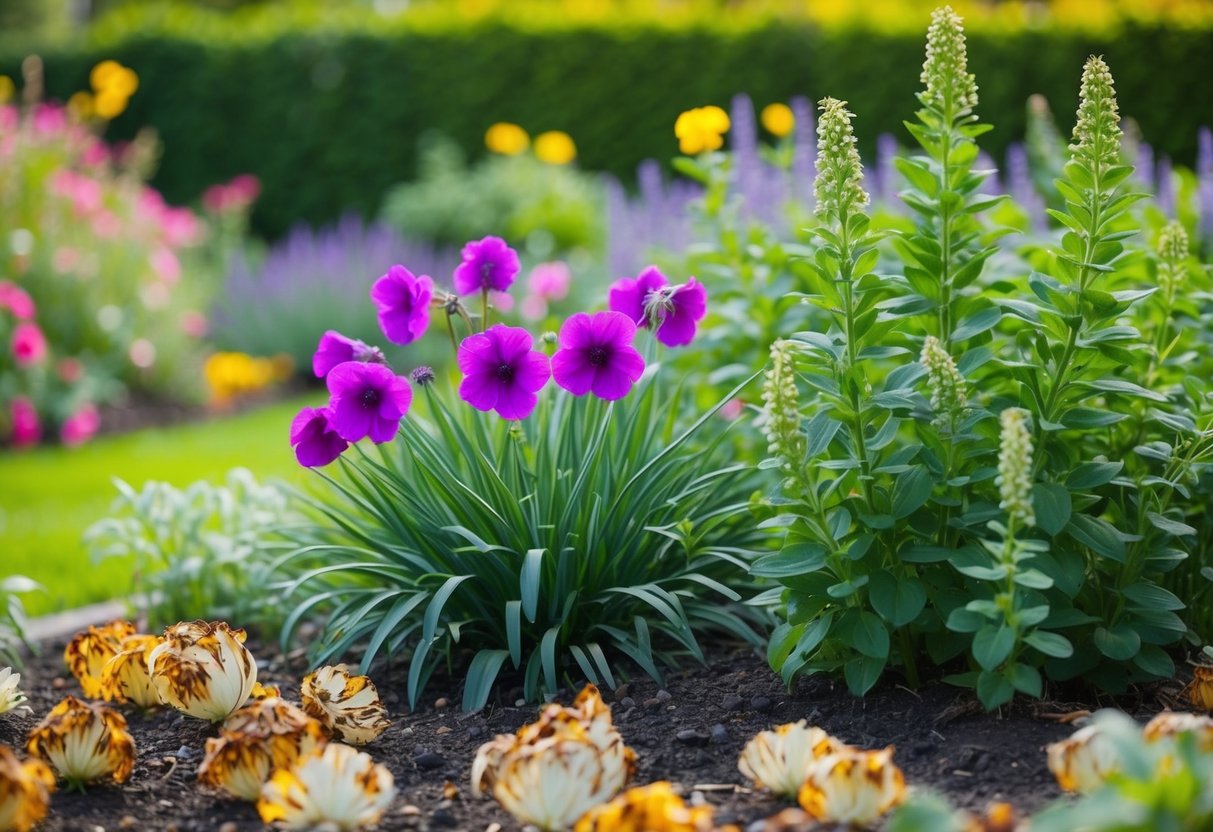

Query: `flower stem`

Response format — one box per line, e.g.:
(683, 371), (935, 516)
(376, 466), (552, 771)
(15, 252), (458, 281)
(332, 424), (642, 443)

(481, 288), (489, 332)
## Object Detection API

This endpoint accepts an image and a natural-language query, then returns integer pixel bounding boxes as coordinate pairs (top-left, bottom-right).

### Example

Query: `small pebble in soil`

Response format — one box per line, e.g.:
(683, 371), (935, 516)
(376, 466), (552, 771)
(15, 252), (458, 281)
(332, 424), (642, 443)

(431, 807), (458, 827)
(619, 696), (636, 709)
(467, 725), (484, 738)
(175, 745), (196, 759)
(710, 724), (729, 744)
(751, 695), (772, 712)
(52, 677), (67, 689)
(656, 689), (672, 703)
(435, 697), (449, 709)
(643, 697), (662, 708)
(722, 694), (744, 711)
(676, 728), (710, 746)
(436, 726), (451, 735)
(415, 751), (447, 769)
(218, 824), (238, 832)
(614, 684), (630, 700)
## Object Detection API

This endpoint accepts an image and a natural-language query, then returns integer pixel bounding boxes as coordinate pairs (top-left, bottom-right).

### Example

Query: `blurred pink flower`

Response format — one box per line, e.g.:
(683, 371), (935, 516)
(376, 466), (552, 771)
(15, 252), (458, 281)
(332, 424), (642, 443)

(490, 290), (515, 313)
(719, 398), (746, 420)
(0, 105), (17, 131)
(160, 206), (202, 247)
(9, 397), (40, 448)
(129, 338), (156, 368)
(51, 170), (104, 215)
(32, 103), (66, 134)
(57, 357), (84, 383)
(91, 210), (122, 239)
(150, 247), (181, 284)
(228, 173), (261, 203)
(203, 174), (262, 214)
(528, 261), (571, 301)
(11, 321), (47, 366)
(181, 310), (208, 338)
(52, 247), (81, 274)
(520, 295), (548, 321)
(82, 140), (110, 167)
(0, 280), (35, 320)
(61, 404), (101, 447)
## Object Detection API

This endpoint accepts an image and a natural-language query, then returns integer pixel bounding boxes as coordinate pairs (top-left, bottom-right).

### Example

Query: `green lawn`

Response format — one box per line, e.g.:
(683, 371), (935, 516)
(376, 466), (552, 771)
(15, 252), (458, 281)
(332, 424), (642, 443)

(0, 394), (325, 615)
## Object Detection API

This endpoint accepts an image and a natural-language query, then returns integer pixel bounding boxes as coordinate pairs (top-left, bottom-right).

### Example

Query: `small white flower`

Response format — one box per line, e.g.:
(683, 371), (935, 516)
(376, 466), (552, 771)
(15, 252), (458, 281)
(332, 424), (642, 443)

(0, 667), (31, 716)
(257, 743), (395, 831)
(148, 620), (258, 722)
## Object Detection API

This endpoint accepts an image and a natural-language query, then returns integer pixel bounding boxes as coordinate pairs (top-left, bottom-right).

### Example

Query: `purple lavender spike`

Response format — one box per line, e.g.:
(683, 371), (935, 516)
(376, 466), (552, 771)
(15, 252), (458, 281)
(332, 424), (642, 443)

(790, 95), (816, 207)
(1136, 143), (1155, 192)
(1197, 127), (1213, 243)
(876, 133), (899, 205)
(730, 93), (760, 218)
(1157, 155), (1175, 218)
(976, 151), (1002, 197)
(1006, 142), (1046, 233)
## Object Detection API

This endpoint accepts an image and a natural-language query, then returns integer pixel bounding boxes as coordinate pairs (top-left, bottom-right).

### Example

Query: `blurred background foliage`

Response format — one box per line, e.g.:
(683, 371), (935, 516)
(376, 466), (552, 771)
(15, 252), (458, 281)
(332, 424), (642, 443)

(2, 0), (1211, 238)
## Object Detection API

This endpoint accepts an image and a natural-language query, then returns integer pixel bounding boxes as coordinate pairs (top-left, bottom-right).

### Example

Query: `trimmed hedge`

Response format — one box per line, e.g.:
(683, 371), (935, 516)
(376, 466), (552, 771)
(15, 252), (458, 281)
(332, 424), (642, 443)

(9, 21), (1211, 237)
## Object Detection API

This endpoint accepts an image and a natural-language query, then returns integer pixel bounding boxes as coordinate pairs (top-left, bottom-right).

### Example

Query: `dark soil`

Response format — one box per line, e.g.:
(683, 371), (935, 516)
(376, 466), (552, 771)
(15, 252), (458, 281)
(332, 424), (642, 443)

(3, 637), (1178, 832)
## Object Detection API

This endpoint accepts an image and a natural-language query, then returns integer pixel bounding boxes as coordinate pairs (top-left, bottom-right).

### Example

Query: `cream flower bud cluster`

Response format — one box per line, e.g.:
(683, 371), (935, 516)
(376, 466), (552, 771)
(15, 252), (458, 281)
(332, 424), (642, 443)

(996, 408), (1035, 527)
(1157, 221), (1189, 302)
(814, 97), (869, 219)
(762, 340), (804, 464)
(920, 5), (978, 115)
(1071, 55), (1122, 168)
(920, 335), (967, 427)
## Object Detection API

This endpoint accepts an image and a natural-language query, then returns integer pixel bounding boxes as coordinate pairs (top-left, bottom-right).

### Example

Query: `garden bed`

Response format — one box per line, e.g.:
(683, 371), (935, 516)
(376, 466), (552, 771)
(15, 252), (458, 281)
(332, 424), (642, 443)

(2, 635), (1152, 831)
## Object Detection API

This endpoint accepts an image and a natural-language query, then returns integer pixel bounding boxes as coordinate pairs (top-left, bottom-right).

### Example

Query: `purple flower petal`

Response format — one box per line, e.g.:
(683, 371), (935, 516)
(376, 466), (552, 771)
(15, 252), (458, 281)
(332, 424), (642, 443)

(591, 349), (645, 400)
(452, 236), (521, 295)
(290, 407), (349, 467)
(313, 331), (360, 378)
(326, 361), (412, 442)
(552, 310), (645, 401)
(654, 279), (709, 348)
(371, 265), (433, 345)
(607, 266), (667, 327)
(457, 324), (549, 420)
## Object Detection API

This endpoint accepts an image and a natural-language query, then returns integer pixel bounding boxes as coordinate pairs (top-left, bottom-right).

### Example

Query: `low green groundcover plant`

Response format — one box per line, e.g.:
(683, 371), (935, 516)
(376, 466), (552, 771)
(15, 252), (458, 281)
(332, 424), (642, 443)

(278, 239), (768, 710)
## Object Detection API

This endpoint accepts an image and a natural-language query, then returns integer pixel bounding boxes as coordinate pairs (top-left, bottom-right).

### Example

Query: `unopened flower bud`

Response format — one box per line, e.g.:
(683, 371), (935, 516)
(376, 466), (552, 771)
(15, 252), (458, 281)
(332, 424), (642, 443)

(996, 408), (1035, 527)
(410, 365), (435, 386)
(814, 98), (869, 220)
(920, 335), (967, 427)
(761, 340), (804, 466)
(1071, 56), (1122, 168)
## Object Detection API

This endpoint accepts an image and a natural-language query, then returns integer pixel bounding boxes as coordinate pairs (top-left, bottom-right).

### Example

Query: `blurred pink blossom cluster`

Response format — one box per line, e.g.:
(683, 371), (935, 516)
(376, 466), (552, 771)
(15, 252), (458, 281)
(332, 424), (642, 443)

(202, 173), (261, 215)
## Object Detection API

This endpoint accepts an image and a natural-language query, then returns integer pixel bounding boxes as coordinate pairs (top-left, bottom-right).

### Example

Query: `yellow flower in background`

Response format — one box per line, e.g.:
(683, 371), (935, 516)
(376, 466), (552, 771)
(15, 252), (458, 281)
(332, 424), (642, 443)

(205, 351), (292, 402)
(573, 781), (715, 832)
(674, 105), (730, 155)
(761, 102), (796, 137)
(257, 743), (396, 830)
(100, 634), (162, 708)
(797, 746), (906, 825)
(148, 620), (258, 722)
(485, 121), (530, 155)
(0, 746), (55, 832)
(26, 696), (136, 787)
(534, 130), (577, 165)
(738, 721), (850, 798)
(64, 620), (137, 700)
(0, 75), (15, 105)
(88, 60), (138, 121)
(299, 665), (391, 746)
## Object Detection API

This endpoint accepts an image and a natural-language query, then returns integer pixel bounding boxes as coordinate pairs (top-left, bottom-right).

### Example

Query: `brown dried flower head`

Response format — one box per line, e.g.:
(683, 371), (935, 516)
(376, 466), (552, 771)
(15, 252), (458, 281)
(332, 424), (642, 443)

(25, 696), (135, 786)
(63, 620), (136, 700)
(0, 744), (56, 832)
(300, 664), (391, 746)
(148, 620), (258, 722)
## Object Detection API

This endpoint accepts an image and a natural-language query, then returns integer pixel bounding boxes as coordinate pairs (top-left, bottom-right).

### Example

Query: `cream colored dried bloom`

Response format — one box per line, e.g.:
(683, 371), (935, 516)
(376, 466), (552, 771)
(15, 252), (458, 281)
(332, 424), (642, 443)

(1071, 56), (1122, 167)
(1143, 710), (1213, 751)
(996, 408), (1035, 527)
(148, 620), (258, 722)
(199, 697), (327, 801)
(738, 721), (850, 798)
(0, 745), (55, 832)
(573, 781), (715, 832)
(100, 634), (161, 708)
(0, 667), (30, 716)
(920, 6), (978, 115)
(761, 340), (804, 465)
(63, 620), (136, 700)
(300, 665), (390, 746)
(921, 335), (967, 427)
(1046, 723), (1116, 793)
(25, 696), (136, 786)
(797, 746), (906, 825)
(814, 97), (869, 219)
(257, 743), (395, 831)
(492, 723), (631, 832)
(1182, 666), (1213, 713)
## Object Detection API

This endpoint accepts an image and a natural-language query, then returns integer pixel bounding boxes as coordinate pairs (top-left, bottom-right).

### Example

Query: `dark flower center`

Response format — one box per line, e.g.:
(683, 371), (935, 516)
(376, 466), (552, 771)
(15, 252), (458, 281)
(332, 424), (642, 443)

(495, 362), (515, 382)
(361, 387), (381, 409)
(481, 262), (494, 285)
(587, 346), (610, 367)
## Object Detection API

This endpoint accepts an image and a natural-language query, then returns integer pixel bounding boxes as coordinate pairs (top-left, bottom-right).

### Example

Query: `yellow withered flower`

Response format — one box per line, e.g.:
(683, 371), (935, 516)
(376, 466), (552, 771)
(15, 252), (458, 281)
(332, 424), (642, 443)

(534, 130), (577, 165)
(148, 620), (258, 722)
(26, 696), (135, 786)
(251, 682), (283, 700)
(0, 745), (55, 832)
(257, 743), (395, 831)
(573, 781), (714, 832)
(674, 105), (730, 155)
(962, 802), (1019, 832)
(485, 121), (530, 155)
(64, 620), (136, 700)
(760, 102), (795, 138)
(199, 697), (327, 801)
(1183, 666), (1213, 712)
(1143, 711), (1213, 752)
(0, 667), (30, 716)
(300, 665), (390, 746)
(1045, 723), (1116, 793)
(738, 721), (851, 798)
(100, 634), (161, 708)
(797, 746), (906, 825)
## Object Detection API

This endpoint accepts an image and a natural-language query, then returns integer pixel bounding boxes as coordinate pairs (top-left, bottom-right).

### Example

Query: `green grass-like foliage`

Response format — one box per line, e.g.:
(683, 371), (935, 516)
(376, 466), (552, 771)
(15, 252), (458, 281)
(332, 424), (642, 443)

(0, 575), (41, 669)
(280, 370), (766, 711)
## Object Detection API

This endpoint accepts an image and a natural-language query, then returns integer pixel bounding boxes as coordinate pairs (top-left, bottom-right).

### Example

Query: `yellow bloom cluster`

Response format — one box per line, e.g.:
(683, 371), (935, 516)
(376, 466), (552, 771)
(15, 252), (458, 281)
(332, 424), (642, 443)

(204, 351), (293, 403)
(68, 60), (140, 122)
(760, 102), (795, 138)
(674, 105), (730, 155)
(485, 121), (530, 155)
(534, 130), (577, 165)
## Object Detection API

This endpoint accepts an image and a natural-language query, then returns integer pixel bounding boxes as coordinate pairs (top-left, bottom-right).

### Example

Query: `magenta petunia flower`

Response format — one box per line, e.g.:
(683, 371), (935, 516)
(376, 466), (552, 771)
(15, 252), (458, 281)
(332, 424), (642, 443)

(11, 321), (48, 367)
(457, 325), (550, 420)
(290, 406), (350, 467)
(0, 280), (35, 320)
(452, 236), (520, 296)
(312, 330), (384, 378)
(326, 362), (412, 443)
(371, 265), (434, 345)
(61, 404), (101, 448)
(552, 311), (646, 401)
(607, 266), (709, 348)
(8, 396), (39, 448)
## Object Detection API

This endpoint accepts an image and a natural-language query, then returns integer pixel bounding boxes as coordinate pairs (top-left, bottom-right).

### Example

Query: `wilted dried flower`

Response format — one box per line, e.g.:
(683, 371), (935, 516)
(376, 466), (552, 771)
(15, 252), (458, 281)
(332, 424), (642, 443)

(300, 665), (390, 746)
(962, 802), (1019, 832)
(63, 620), (136, 699)
(996, 408), (1035, 527)
(797, 746), (905, 825)
(1183, 667), (1213, 713)
(25, 696), (136, 786)
(1046, 723), (1117, 793)
(148, 620), (258, 722)
(1143, 710), (1213, 751)
(199, 698), (327, 801)
(738, 721), (850, 798)
(573, 781), (714, 832)
(814, 97), (868, 221)
(257, 743), (395, 831)
(921, 335), (967, 427)
(761, 340), (804, 467)
(100, 634), (161, 707)
(0, 667), (30, 716)
(251, 682), (283, 700)
(747, 808), (816, 832)
(920, 6), (978, 115)
(1070, 56), (1122, 168)
(0, 745), (55, 832)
